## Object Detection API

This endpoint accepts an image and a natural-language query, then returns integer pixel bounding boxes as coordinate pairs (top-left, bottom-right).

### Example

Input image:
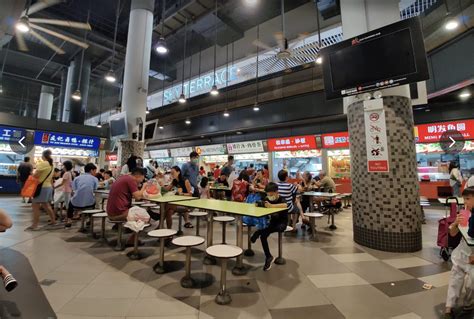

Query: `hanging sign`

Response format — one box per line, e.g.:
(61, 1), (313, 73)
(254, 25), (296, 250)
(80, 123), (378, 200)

(0, 125), (24, 143)
(149, 149), (170, 158)
(196, 144), (226, 156)
(415, 119), (474, 143)
(267, 135), (317, 151)
(227, 140), (265, 154)
(170, 147), (193, 158)
(364, 99), (389, 172)
(321, 132), (350, 148)
(105, 153), (118, 161)
(34, 131), (100, 150)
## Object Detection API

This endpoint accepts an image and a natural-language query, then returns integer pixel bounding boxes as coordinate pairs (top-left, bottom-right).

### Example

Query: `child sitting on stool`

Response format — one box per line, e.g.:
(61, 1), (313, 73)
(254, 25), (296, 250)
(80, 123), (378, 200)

(444, 186), (474, 318)
(251, 182), (288, 271)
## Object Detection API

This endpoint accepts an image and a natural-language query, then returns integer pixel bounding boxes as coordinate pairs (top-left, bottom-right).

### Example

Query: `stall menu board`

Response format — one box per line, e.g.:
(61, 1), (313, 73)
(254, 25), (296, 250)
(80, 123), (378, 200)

(321, 132), (350, 148)
(227, 140), (265, 154)
(196, 144), (226, 156)
(149, 149), (169, 158)
(268, 135), (317, 151)
(170, 147), (193, 158)
(105, 153), (118, 161)
(0, 125), (23, 143)
(34, 131), (100, 150)
(415, 119), (474, 143)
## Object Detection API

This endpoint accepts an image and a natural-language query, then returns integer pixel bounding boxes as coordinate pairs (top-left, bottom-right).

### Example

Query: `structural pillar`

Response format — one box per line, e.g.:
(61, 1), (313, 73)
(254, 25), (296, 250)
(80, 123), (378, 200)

(56, 69), (67, 121)
(62, 55), (91, 124)
(341, 0), (422, 252)
(118, 0), (154, 164)
(37, 85), (54, 120)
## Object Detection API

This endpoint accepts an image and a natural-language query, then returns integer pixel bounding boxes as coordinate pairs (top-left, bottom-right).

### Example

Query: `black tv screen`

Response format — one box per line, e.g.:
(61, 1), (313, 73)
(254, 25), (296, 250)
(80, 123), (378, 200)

(109, 112), (128, 138)
(321, 17), (429, 100)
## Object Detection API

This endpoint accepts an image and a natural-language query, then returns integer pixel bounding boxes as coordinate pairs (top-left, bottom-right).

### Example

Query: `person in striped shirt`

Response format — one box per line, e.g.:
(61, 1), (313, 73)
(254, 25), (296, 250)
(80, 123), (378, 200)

(276, 170), (302, 231)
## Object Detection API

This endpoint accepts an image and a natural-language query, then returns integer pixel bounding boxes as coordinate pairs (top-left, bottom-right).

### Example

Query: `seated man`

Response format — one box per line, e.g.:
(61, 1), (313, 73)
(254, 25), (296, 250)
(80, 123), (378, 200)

(107, 168), (146, 221)
(315, 171), (336, 193)
(65, 163), (99, 228)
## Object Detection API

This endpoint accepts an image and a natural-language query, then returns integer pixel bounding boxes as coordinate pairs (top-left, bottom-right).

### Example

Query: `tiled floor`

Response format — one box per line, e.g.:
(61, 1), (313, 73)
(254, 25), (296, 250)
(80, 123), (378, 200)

(0, 195), (472, 319)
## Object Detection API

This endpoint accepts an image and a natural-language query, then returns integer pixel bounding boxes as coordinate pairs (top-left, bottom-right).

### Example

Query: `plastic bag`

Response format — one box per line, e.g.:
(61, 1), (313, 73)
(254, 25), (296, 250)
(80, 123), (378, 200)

(21, 175), (39, 198)
(143, 179), (162, 199)
(124, 206), (150, 232)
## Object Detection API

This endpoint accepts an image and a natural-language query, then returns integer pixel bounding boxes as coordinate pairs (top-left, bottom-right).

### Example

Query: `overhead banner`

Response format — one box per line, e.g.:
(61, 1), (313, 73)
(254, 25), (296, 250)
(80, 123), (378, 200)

(149, 149), (170, 158)
(34, 131), (100, 150)
(170, 147), (193, 158)
(196, 144), (226, 156)
(0, 125), (24, 143)
(268, 135), (317, 152)
(364, 99), (389, 172)
(321, 132), (350, 149)
(227, 140), (265, 154)
(415, 119), (474, 143)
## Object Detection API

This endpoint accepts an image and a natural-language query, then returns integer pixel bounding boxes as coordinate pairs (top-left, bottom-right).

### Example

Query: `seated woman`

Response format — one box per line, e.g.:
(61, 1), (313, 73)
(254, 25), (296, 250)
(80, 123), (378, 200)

(232, 171), (250, 202)
(164, 166), (193, 229)
(252, 169), (268, 192)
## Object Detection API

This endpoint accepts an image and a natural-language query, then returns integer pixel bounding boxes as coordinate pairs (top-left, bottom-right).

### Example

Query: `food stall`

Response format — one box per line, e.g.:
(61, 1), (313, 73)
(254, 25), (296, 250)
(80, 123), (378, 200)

(268, 135), (321, 181)
(226, 140), (268, 172)
(104, 152), (118, 170)
(321, 131), (352, 193)
(196, 144), (227, 174)
(415, 119), (474, 198)
(170, 147), (193, 168)
(33, 131), (100, 168)
(149, 149), (172, 171)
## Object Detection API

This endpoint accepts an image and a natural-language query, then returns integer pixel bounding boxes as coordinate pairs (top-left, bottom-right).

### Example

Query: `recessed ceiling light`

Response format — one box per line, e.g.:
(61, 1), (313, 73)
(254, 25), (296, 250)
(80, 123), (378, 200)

(445, 18), (459, 31)
(185, 119), (191, 125)
(223, 110), (230, 117)
(315, 56), (322, 64)
(459, 91), (471, 99)
(158, 126), (164, 130)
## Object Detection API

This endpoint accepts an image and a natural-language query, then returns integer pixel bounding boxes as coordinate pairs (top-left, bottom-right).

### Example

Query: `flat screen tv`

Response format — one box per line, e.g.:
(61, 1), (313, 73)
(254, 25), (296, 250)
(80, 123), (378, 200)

(321, 17), (429, 100)
(109, 112), (128, 139)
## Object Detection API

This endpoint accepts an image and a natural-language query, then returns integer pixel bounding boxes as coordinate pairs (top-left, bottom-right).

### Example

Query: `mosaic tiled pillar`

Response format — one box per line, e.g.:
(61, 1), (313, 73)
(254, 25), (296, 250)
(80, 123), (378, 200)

(118, 140), (144, 167)
(347, 96), (422, 252)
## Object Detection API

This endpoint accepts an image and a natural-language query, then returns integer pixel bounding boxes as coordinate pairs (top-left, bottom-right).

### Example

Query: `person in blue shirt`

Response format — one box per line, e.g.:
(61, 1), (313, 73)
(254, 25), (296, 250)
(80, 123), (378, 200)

(444, 187), (474, 318)
(65, 163), (98, 228)
(181, 151), (200, 198)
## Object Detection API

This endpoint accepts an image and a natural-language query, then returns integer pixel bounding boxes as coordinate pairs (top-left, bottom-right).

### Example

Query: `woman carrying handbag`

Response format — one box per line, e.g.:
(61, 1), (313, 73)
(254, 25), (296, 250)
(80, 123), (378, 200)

(25, 150), (56, 231)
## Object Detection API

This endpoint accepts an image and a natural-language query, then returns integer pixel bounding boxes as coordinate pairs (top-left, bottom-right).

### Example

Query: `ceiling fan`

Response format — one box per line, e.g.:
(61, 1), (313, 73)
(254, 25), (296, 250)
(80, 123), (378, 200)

(14, 0), (91, 55)
(252, 0), (320, 73)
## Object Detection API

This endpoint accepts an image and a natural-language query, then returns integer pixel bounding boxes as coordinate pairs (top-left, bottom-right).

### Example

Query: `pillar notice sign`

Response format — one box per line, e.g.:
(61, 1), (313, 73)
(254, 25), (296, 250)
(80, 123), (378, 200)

(364, 99), (389, 172)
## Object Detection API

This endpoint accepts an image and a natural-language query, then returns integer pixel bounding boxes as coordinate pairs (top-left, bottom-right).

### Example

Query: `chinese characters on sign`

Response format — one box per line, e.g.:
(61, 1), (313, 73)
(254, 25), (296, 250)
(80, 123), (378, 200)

(321, 132), (350, 149)
(415, 119), (474, 143)
(267, 135), (317, 152)
(149, 149), (170, 158)
(227, 140), (265, 154)
(33, 131), (100, 150)
(364, 100), (389, 172)
(196, 144), (226, 156)
(0, 126), (24, 143)
(170, 147), (193, 158)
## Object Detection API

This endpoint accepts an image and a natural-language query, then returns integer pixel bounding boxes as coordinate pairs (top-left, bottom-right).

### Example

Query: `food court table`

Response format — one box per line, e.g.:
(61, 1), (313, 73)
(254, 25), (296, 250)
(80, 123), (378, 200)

(303, 192), (340, 230)
(459, 226), (474, 246)
(210, 186), (231, 199)
(172, 198), (287, 275)
(148, 195), (198, 229)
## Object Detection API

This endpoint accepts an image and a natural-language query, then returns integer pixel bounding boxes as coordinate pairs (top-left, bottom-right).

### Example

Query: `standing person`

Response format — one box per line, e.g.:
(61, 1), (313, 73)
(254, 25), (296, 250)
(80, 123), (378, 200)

(27, 150), (55, 230)
(250, 182), (288, 271)
(213, 165), (221, 180)
(59, 161), (74, 219)
(221, 155), (235, 177)
(120, 155), (138, 175)
(276, 170), (301, 231)
(145, 160), (156, 180)
(52, 168), (64, 220)
(443, 187), (474, 318)
(262, 164), (270, 180)
(449, 162), (463, 197)
(65, 163), (99, 228)
(181, 151), (200, 197)
(232, 171), (250, 202)
(17, 156), (33, 203)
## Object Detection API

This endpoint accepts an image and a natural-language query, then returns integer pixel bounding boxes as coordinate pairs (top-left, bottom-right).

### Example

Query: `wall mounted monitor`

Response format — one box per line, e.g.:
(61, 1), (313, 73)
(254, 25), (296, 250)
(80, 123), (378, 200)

(321, 17), (429, 100)
(109, 112), (128, 139)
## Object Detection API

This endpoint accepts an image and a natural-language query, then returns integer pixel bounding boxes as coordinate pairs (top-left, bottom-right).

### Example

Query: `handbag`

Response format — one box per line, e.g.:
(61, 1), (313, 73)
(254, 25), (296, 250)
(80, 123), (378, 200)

(33, 166), (53, 198)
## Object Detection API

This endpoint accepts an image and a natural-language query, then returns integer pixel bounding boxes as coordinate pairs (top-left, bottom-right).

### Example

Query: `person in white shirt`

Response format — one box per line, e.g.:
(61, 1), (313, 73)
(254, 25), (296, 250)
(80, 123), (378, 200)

(449, 162), (463, 197)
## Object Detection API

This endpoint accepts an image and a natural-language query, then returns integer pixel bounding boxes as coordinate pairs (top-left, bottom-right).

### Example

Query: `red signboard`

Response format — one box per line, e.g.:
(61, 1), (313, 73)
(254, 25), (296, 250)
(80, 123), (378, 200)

(368, 160), (389, 172)
(268, 135), (317, 151)
(321, 132), (350, 148)
(415, 119), (474, 143)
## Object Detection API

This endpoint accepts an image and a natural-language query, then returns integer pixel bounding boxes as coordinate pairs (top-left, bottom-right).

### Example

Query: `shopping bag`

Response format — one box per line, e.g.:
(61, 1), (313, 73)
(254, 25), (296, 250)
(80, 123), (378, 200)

(21, 175), (39, 198)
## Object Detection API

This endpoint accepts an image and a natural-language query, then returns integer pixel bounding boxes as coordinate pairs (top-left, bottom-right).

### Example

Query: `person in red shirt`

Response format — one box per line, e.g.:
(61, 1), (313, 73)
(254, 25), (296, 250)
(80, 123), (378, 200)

(232, 171), (250, 202)
(107, 168), (146, 221)
(199, 166), (206, 176)
(213, 165), (221, 180)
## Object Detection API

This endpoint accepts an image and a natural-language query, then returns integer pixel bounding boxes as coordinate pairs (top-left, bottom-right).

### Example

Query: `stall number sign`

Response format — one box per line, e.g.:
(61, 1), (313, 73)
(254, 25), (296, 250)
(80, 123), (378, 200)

(321, 132), (350, 148)
(364, 100), (389, 172)
(415, 119), (474, 143)
(170, 147), (193, 158)
(268, 135), (316, 151)
(227, 140), (265, 154)
(0, 126), (23, 143)
(196, 144), (226, 156)
(34, 131), (100, 150)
